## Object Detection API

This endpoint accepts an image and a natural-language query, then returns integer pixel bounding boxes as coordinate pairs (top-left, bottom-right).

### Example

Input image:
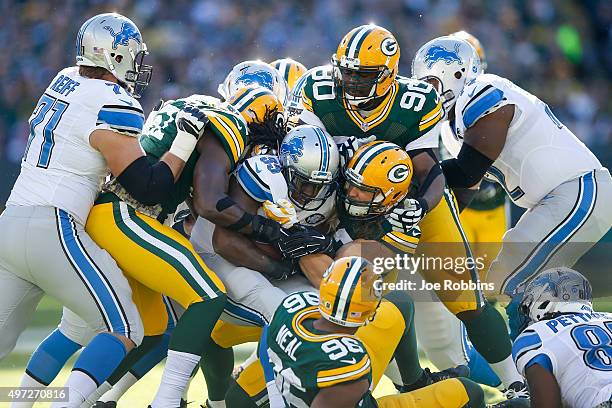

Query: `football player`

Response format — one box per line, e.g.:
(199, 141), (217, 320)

(227, 141), (473, 407)
(270, 58), (308, 90)
(83, 87), (294, 408)
(291, 25), (523, 394)
(230, 256), (486, 408)
(416, 30), (507, 389)
(0, 13), (203, 407)
(412, 36), (612, 337)
(513, 267), (612, 407)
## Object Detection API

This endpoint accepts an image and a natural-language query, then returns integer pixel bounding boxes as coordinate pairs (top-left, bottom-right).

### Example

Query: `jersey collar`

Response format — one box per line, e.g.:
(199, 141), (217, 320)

(342, 81), (399, 132)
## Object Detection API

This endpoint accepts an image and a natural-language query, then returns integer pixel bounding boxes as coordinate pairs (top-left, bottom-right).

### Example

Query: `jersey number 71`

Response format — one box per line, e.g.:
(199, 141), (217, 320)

(24, 94), (69, 168)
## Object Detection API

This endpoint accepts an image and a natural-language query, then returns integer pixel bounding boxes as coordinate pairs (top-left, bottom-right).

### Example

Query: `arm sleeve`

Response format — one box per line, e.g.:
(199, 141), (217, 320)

(115, 156), (175, 206)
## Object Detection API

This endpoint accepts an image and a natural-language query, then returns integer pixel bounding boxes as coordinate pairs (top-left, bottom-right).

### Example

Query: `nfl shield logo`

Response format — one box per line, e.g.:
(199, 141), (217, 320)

(360, 122), (369, 132)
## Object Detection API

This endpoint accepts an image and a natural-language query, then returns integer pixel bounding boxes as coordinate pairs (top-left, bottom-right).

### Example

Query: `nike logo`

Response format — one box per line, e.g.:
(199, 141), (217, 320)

(467, 88), (476, 98)
(254, 163), (262, 173)
(119, 98), (134, 106)
(340, 358), (357, 364)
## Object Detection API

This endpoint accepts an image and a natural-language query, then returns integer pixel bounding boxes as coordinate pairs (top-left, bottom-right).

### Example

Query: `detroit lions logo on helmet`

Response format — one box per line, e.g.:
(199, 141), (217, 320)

(104, 22), (142, 50)
(236, 71), (274, 92)
(424, 44), (462, 68)
(280, 136), (304, 162)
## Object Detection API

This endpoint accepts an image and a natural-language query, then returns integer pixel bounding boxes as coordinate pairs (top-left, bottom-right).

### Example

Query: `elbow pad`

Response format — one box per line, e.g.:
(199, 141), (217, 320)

(441, 144), (493, 188)
(116, 156), (174, 206)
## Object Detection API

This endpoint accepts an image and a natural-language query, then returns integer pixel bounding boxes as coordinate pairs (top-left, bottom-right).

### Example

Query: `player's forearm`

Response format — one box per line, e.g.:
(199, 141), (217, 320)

(299, 253), (334, 287)
(212, 226), (289, 277)
(416, 171), (444, 212)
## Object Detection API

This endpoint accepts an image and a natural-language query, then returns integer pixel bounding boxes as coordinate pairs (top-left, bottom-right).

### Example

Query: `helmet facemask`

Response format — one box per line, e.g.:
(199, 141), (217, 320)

(332, 55), (393, 108)
(125, 48), (152, 98)
(285, 167), (337, 211)
(339, 167), (392, 218)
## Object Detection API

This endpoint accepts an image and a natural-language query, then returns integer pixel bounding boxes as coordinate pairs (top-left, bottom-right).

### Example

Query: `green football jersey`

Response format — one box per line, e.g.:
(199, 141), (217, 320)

(104, 95), (248, 219)
(296, 66), (443, 149)
(265, 291), (376, 408)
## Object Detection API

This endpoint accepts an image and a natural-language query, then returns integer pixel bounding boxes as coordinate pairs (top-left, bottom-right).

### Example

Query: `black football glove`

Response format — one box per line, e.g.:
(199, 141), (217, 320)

(277, 224), (333, 259)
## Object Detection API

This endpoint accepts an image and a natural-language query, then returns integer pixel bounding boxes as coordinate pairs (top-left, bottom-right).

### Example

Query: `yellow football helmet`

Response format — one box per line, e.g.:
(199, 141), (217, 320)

(451, 30), (487, 72)
(341, 141), (413, 218)
(228, 86), (286, 155)
(270, 58), (308, 91)
(319, 256), (383, 327)
(332, 24), (400, 105)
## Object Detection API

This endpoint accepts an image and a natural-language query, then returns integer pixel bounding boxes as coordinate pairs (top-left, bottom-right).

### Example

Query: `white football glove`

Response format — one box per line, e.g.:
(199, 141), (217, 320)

(262, 199), (298, 228)
(386, 198), (428, 233)
(335, 135), (377, 167)
(169, 104), (210, 162)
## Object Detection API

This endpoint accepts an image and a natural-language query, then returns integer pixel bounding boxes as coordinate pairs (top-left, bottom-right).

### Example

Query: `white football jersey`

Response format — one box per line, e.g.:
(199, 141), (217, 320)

(190, 154), (336, 255)
(513, 312), (612, 407)
(7, 66), (144, 225)
(446, 73), (602, 209)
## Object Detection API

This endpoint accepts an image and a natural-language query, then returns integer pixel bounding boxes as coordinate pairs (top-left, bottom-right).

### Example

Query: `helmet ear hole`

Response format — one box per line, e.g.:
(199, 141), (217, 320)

(115, 55), (123, 63)
(454, 71), (462, 79)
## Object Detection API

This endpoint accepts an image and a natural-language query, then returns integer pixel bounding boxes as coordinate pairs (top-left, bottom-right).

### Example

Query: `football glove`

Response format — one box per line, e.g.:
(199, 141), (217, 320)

(266, 259), (300, 281)
(262, 199), (298, 228)
(386, 198), (428, 233)
(335, 135), (377, 167)
(250, 214), (282, 244)
(277, 225), (333, 259)
(170, 104), (210, 162)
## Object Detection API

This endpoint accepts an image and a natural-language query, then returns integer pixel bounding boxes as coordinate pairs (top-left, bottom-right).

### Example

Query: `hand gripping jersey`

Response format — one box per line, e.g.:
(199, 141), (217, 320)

(265, 291), (376, 408)
(447, 73), (602, 209)
(7, 66), (145, 225)
(513, 312), (612, 407)
(293, 67), (443, 151)
(103, 95), (248, 221)
(190, 154), (336, 254)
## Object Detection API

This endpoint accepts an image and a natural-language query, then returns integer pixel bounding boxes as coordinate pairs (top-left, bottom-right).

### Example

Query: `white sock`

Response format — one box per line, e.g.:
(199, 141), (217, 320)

(151, 350), (200, 408)
(207, 399), (226, 408)
(182, 373), (193, 401)
(51, 370), (96, 408)
(243, 350), (258, 367)
(383, 358), (403, 387)
(100, 372), (138, 402)
(10, 372), (46, 408)
(80, 381), (112, 407)
(489, 355), (524, 388)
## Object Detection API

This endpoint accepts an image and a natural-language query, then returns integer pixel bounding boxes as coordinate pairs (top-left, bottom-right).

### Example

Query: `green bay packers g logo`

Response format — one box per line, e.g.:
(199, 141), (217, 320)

(388, 164), (410, 183)
(381, 38), (398, 56)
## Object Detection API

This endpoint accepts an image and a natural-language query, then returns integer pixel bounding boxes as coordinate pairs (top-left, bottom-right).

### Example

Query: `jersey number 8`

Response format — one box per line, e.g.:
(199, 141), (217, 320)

(571, 321), (612, 371)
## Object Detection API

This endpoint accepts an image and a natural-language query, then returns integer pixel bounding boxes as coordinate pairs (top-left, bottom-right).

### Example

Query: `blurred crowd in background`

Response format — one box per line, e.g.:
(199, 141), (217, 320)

(0, 0), (611, 203)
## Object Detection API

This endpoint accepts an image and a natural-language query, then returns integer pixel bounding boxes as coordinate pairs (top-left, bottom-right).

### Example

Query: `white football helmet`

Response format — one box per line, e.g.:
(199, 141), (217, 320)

(76, 13), (152, 98)
(412, 36), (480, 115)
(218, 60), (290, 105)
(519, 267), (594, 330)
(279, 125), (340, 211)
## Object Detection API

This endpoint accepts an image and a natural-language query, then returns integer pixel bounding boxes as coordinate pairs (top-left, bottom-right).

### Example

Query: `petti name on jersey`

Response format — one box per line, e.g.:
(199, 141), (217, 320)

(545, 310), (609, 334)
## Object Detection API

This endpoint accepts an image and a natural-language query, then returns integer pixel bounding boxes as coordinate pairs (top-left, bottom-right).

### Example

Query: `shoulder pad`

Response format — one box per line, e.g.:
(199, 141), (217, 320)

(456, 74), (508, 129)
(234, 155), (287, 202)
